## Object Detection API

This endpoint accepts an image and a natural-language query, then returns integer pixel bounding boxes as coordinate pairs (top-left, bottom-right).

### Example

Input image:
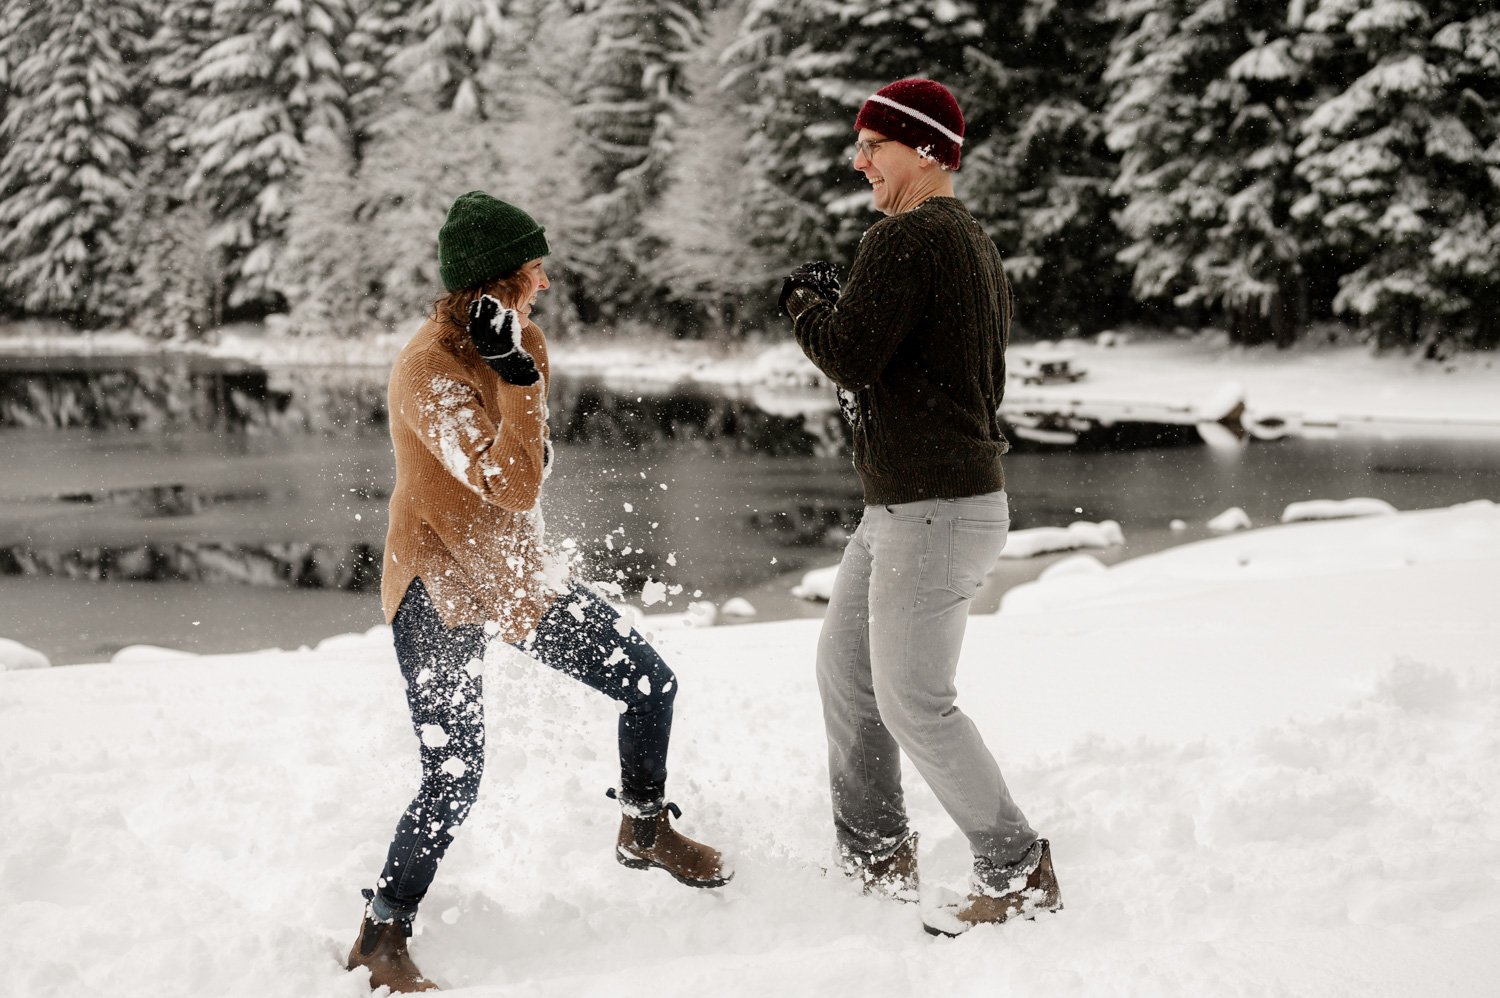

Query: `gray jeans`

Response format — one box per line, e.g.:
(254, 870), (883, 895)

(816, 489), (1037, 868)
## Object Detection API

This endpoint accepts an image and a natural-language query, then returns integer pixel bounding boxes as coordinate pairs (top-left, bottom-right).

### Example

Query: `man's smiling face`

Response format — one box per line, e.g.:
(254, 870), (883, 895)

(853, 128), (926, 216)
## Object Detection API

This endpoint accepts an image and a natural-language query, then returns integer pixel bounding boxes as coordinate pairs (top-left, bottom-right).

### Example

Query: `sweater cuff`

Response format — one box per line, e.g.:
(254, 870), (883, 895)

(785, 286), (830, 321)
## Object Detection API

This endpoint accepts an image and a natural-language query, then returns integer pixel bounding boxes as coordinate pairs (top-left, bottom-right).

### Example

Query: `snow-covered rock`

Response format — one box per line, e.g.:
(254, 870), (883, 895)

(110, 645), (201, 665)
(1038, 554), (1109, 581)
(1282, 497), (1399, 523)
(1001, 520), (1124, 559)
(0, 638), (50, 670)
(1208, 507), (1252, 532)
(720, 597), (757, 618)
(791, 563), (839, 602)
(684, 601), (718, 628)
(1196, 380), (1246, 422)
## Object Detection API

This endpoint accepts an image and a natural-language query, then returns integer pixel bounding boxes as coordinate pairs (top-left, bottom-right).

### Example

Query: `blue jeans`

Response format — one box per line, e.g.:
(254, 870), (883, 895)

(373, 578), (676, 918)
(816, 489), (1037, 869)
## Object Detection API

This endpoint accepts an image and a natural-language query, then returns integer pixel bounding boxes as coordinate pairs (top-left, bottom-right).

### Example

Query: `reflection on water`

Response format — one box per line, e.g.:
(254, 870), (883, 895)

(0, 360), (1496, 665)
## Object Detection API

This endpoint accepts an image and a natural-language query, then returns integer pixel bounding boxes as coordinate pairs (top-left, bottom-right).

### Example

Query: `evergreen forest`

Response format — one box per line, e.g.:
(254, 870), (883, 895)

(1, 0), (1497, 352)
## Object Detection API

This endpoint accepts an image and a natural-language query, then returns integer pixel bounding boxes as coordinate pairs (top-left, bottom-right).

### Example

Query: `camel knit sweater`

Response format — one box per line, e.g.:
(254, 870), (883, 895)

(379, 315), (565, 642)
(791, 196), (1012, 505)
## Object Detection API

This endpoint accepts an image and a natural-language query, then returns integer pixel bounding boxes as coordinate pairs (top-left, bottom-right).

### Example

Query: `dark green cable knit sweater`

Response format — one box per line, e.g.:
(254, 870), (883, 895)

(791, 196), (1013, 505)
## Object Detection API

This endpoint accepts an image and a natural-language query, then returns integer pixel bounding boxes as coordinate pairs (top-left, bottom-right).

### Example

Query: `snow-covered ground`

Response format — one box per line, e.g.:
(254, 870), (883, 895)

(4, 502), (1498, 997)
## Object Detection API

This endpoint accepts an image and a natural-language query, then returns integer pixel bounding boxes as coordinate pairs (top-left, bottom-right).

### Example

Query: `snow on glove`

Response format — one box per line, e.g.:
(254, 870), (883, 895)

(779, 260), (843, 318)
(467, 294), (541, 386)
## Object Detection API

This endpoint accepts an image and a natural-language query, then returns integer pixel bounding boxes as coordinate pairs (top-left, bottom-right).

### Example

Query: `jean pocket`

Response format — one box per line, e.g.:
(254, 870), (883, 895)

(883, 499), (938, 523)
(945, 517), (1010, 598)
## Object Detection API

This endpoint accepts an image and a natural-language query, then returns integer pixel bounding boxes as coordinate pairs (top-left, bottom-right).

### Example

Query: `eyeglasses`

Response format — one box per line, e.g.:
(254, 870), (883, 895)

(854, 138), (894, 160)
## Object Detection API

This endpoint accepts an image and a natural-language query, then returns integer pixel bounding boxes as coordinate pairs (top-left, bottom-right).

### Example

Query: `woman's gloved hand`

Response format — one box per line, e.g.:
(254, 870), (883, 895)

(467, 294), (541, 385)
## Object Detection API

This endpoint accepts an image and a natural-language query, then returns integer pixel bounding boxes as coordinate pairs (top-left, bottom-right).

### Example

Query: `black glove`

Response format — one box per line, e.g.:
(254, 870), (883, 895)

(779, 260), (843, 316)
(467, 294), (540, 386)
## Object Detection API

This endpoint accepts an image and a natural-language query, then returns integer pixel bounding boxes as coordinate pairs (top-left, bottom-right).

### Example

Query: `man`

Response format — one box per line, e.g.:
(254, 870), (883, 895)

(780, 78), (1061, 936)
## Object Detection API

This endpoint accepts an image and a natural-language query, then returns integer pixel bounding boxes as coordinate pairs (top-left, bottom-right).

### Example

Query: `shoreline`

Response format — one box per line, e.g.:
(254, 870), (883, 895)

(3, 323), (1498, 440)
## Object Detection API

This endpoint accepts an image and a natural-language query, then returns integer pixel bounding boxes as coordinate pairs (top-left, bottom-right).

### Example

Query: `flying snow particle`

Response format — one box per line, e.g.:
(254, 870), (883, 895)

(667, 552), (677, 566)
(420, 724), (451, 748)
(641, 579), (667, 606)
(637, 675), (653, 695)
(441, 757), (467, 778)
(624, 502), (634, 512)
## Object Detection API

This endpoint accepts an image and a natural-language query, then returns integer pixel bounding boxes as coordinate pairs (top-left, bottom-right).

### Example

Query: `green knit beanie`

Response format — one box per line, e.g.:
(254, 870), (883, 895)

(438, 191), (550, 291)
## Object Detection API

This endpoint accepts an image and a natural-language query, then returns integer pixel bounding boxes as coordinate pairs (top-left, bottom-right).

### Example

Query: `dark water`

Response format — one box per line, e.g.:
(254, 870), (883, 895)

(0, 360), (1496, 665)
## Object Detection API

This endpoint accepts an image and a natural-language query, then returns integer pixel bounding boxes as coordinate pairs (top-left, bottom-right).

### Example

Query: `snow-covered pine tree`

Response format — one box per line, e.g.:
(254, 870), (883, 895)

(387, 0), (507, 119)
(1104, 0), (1319, 346)
(1295, 1), (1500, 351)
(729, 0), (984, 269)
(346, 0), (420, 152)
(97, 0), (225, 336)
(275, 8), (591, 337)
(0, 0), (146, 323)
(640, 4), (775, 334)
(960, 0), (1124, 339)
(569, 0), (703, 327)
(185, 0), (356, 315)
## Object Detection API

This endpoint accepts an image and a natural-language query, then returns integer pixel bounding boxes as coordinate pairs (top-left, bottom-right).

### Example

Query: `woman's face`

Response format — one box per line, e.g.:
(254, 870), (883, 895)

(516, 259), (550, 319)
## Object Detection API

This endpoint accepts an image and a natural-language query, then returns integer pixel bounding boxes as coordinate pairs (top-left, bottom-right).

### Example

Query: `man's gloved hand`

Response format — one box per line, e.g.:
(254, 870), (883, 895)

(467, 294), (540, 386)
(779, 260), (843, 318)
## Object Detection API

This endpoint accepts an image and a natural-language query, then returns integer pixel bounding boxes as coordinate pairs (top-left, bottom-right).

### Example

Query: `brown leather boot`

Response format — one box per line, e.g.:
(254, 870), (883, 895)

(345, 900), (440, 992)
(840, 832), (920, 903)
(615, 801), (733, 889)
(923, 839), (1062, 937)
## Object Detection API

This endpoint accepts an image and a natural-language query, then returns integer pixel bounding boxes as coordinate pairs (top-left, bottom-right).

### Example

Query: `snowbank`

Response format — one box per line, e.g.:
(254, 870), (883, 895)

(3, 505), (1498, 996)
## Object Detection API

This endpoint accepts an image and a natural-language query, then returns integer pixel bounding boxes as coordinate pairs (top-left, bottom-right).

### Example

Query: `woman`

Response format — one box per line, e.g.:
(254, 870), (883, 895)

(346, 192), (731, 993)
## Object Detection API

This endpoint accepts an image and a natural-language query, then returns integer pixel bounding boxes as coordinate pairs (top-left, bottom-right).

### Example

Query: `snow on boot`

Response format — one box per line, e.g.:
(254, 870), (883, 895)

(923, 839), (1062, 937)
(345, 893), (440, 993)
(611, 792), (733, 889)
(838, 831), (920, 903)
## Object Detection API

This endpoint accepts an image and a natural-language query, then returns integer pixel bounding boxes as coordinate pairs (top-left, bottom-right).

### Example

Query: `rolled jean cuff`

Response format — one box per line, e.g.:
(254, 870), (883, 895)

(607, 786), (664, 819)
(367, 888), (418, 924)
(973, 837), (1044, 896)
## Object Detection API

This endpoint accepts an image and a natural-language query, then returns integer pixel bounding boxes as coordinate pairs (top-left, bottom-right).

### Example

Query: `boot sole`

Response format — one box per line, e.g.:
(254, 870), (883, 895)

(616, 847), (733, 889)
(922, 902), (1063, 938)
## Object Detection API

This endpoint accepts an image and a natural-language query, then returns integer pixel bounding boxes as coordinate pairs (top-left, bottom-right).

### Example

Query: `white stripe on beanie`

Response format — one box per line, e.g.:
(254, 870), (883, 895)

(866, 93), (964, 146)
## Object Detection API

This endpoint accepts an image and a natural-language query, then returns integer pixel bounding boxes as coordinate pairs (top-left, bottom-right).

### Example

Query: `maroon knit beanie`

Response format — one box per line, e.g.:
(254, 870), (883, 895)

(854, 78), (965, 171)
